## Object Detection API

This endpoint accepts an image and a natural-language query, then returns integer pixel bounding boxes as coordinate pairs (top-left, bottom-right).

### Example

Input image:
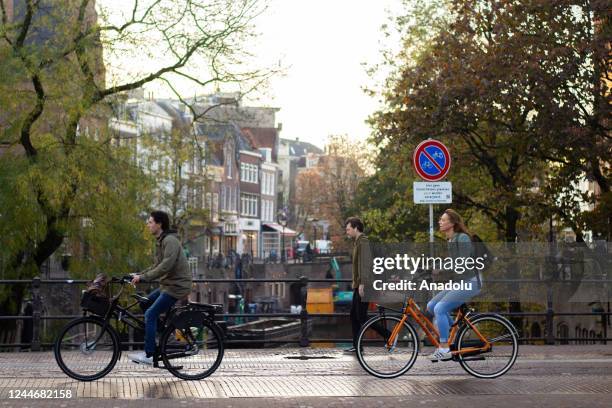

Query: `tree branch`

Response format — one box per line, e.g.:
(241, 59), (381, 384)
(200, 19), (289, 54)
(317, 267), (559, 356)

(15, 0), (36, 47)
(454, 190), (505, 230)
(20, 73), (45, 157)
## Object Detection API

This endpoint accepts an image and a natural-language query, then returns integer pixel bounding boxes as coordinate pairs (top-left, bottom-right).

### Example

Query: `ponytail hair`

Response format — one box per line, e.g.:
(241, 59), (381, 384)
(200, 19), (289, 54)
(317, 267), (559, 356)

(443, 209), (471, 237)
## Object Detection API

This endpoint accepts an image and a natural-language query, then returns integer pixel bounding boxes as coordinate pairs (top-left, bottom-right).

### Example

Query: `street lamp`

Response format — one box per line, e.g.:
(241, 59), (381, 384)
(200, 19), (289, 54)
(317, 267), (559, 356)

(278, 209), (288, 263)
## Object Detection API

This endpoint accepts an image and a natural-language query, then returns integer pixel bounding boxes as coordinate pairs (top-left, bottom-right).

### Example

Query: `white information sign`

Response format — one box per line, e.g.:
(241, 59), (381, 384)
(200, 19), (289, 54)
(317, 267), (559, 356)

(413, 182), (452, 204)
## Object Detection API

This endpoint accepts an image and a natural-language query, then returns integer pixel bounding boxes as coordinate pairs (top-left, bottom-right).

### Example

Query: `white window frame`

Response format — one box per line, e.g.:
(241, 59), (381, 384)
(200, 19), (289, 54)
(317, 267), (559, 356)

(240, 193), (258, 217)
(241, 163), (259, 184)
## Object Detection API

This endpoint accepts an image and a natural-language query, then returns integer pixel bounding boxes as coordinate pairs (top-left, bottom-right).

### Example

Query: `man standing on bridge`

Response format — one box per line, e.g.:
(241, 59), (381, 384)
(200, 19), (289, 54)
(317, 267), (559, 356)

(345, 216), (369, 353)
(128, 210), (193, 365)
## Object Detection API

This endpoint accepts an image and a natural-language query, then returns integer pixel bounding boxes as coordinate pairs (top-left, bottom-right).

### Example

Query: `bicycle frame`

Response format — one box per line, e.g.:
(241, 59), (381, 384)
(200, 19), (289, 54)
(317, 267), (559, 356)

(383, 298), (491, 356)
(93, 282), (219, 364)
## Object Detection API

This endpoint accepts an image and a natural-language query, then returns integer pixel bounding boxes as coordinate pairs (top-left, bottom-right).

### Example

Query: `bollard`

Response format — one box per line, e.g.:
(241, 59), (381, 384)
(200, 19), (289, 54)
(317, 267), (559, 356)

(31, 276), (42, 351)
(299, 276), (310, 347)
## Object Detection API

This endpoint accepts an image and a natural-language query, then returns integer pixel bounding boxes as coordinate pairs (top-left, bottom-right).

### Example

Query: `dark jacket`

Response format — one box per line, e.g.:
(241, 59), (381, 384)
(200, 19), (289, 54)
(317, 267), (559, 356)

(142, 231), (192, 299)
(351, 234), (368, 289)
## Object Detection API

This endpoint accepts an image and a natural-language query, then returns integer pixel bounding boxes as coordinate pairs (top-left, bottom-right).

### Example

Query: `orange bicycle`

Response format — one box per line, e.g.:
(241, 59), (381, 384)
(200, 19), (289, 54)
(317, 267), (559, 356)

(356, 298), (519, 379)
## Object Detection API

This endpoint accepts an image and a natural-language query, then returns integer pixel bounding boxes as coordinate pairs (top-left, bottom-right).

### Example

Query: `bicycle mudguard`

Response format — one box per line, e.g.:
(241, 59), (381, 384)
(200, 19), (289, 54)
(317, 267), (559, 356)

(171, 310), (208, 329)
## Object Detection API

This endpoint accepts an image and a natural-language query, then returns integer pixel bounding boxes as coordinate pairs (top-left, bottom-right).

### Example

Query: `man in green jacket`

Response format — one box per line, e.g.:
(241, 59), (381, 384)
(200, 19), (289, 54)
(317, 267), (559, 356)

(128, 210), (193, 365)
(345, 216), (368, 353)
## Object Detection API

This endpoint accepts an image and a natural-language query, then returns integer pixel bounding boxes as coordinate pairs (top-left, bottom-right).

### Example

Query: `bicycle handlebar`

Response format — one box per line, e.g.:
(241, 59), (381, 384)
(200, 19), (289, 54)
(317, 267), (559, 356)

(111, 275), (134, 284)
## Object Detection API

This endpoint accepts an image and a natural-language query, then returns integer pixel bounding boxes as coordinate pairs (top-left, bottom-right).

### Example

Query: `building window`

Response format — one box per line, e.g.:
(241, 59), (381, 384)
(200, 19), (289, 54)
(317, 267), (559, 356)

(240, 193), (258, 217)
(221, 185), (226, 211)
(225, 223), (237, 234)
(212, 193), (219, 222)
(227, 154), (233, 178)
(261, 198), (274, 222)
(206, 193), (212, 219)
(266, 282), (285, 298)
(241, 163), (258, 183)
(262, 172), (275, 195)
(229, 186), (237, 212)
(222, 186), (237, 213)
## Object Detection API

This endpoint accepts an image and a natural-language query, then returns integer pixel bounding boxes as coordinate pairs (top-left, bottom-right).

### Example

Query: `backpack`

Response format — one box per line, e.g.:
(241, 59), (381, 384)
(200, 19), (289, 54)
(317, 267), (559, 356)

(471, 234), (493, 285)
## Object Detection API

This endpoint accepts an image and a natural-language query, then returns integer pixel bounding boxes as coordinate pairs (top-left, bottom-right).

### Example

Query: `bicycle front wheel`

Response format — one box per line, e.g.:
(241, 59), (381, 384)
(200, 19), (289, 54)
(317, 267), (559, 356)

(54, 316), (120, 381)
(160, 319), (224, 380)
(356, 315), (419, 378)
(456, 314), (519, 379)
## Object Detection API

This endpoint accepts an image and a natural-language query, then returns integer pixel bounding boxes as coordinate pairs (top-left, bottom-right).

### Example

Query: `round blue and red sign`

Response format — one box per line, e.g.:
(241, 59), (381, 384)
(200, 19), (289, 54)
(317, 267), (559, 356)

(413, 139), (451, 181)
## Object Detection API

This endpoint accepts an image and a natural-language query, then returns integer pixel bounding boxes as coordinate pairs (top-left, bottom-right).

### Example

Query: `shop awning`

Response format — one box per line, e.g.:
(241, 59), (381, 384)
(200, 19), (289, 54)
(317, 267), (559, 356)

(262, 223), (297, 236)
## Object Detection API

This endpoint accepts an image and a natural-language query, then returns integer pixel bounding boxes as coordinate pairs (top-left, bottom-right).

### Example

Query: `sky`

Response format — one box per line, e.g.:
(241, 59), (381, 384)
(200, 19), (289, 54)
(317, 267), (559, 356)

(248, 0), (398, 149)
(102, 0), (402, 150)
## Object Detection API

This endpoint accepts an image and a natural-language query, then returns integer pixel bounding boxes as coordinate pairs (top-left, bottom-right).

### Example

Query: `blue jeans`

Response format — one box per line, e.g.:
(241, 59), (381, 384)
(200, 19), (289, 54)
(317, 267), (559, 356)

(144, 288), (178, 355)
(426, 278), (481, 343)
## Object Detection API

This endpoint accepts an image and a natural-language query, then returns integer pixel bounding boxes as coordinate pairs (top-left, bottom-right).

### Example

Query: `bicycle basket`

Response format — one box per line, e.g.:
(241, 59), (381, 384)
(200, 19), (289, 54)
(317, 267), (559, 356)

(80, 291), (111, 316)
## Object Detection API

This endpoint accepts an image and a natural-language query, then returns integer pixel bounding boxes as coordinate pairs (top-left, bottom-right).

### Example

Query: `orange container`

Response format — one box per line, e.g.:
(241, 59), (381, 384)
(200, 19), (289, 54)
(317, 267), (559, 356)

(306, 288), (334, 314)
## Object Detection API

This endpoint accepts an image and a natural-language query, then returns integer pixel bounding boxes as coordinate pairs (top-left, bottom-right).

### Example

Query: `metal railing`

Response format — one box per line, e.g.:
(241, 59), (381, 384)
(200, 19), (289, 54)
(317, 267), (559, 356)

(0, 276), (610, 350)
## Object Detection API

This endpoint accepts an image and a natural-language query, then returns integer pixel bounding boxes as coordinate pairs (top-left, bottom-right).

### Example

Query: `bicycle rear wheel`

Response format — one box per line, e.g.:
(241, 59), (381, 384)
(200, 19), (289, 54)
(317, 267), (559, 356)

(456, 314), (518, 378)
(54, 316), (120, 381)
(160, 318), (224, 380)
(356, 315), (419, 378)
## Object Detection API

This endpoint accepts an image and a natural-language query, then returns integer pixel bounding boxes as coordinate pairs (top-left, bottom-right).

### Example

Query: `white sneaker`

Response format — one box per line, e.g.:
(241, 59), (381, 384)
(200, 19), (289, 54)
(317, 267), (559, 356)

(128, 352), (153, 365)
(429, 348), (452, 362)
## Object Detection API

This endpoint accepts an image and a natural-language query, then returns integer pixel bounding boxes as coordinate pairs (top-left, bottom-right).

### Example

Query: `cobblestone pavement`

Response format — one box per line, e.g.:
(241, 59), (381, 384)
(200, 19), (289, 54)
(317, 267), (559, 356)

(0, 345), (611, 407)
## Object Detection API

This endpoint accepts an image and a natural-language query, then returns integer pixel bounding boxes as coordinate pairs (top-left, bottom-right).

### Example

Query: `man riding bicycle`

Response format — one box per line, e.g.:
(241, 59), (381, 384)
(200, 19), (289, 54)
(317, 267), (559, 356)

(128, 210), (193, 365)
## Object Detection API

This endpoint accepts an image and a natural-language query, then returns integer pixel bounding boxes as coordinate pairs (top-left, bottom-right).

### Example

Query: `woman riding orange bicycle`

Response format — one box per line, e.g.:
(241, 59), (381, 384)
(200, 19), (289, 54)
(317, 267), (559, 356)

(427, 209), (482, 361)
(355, 209), (518, 379)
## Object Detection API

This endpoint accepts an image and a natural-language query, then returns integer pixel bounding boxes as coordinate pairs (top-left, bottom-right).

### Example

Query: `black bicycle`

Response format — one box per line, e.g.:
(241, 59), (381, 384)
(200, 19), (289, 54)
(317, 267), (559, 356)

(54, 276), (225, 381)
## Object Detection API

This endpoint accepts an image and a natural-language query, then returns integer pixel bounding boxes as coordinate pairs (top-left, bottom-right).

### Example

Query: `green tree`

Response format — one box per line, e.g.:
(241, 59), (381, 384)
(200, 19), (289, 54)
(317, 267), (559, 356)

(0, 0), (271, 320)
(363, 0), (610, 242)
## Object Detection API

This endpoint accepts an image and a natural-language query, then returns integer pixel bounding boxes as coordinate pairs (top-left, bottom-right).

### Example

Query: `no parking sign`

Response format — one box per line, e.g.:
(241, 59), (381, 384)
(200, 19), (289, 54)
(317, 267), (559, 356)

(412, 139), (451, 182)
(412, 139), (452, 243)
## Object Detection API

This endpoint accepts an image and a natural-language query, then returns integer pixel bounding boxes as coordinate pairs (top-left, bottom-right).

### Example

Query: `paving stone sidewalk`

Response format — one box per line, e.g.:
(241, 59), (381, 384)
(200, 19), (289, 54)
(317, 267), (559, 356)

(0, 345), (610, 406)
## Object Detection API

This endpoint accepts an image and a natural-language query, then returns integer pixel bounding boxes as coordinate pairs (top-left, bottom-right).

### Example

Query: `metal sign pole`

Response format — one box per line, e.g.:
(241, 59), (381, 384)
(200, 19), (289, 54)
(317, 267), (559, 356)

(429, 204), (435, 262)
(429, 204), (434, 243)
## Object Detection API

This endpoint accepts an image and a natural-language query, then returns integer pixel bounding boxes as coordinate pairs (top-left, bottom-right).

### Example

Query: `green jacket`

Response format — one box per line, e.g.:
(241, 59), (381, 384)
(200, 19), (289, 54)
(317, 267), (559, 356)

(142, 231), (192, 299)
(351, 234), (368, 289)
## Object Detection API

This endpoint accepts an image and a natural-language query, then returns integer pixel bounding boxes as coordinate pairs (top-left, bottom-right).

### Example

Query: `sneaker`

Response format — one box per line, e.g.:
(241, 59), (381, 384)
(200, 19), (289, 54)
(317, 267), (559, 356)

(129, 352), (153, 365)
(429, 348), (452, 362)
